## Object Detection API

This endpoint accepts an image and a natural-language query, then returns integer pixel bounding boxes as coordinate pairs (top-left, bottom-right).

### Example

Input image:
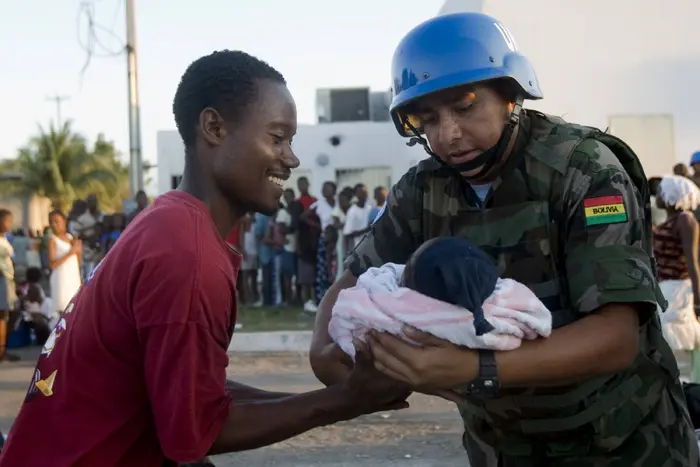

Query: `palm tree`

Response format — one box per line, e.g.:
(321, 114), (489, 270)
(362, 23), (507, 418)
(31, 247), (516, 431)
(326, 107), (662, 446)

(13, 121), (121, 211)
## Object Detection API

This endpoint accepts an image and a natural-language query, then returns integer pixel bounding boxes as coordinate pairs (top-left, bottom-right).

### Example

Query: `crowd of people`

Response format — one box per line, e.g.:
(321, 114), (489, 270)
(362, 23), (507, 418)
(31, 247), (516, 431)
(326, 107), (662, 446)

(227, 176), (387, 313)
(1, 11), (700, 465)
(649, 158), (700, 383)
(0, 190), (150, 354)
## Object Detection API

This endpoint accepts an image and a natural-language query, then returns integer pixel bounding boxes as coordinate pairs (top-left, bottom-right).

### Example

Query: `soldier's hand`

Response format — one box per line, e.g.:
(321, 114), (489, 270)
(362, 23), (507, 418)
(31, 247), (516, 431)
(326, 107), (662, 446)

(367, 327), (478, 391)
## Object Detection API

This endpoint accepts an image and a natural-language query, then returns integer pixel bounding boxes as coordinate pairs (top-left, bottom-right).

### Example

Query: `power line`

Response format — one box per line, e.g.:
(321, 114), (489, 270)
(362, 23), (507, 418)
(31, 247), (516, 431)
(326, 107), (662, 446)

(75, 0), (143, 195)
(46, 94), (71, 127)
(76, 0), (125, 83)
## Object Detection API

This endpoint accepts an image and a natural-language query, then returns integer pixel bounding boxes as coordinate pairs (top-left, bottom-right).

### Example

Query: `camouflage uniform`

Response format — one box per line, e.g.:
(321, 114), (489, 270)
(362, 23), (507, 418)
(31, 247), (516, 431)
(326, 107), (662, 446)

(345, 110), (699, 466)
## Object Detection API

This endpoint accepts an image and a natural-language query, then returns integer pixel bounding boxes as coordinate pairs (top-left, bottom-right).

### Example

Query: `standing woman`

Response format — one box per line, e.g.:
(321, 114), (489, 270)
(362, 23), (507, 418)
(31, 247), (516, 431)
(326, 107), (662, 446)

(48, 210), (82, 315)
(310, 181), (337, 303)
(654, 175), (700, 381)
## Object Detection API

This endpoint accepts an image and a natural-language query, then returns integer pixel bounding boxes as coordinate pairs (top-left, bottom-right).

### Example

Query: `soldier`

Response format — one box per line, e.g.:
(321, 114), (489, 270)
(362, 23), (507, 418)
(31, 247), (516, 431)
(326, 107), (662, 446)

(309, 12), (699, 467)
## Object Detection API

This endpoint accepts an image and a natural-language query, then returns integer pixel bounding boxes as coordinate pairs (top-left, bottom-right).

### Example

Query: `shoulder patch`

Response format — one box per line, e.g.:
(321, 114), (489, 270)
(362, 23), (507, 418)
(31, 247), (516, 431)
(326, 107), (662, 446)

(584, 195), (628, 226)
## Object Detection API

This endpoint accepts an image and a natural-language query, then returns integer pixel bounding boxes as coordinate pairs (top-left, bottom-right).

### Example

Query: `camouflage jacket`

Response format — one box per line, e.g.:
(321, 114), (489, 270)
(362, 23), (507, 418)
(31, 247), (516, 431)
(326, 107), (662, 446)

(345, 110), (690, 459)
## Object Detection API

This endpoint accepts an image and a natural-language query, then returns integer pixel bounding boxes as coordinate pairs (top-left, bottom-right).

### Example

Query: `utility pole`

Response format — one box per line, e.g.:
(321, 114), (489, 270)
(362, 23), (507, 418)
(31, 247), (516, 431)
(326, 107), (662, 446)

(46, 94), (70, 127)
(125, 0), (143, 197)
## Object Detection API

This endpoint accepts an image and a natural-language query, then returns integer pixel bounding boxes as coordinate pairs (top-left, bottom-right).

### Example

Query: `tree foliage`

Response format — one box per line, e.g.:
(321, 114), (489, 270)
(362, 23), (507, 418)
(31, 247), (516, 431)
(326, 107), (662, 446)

(0, 121), (148, 213)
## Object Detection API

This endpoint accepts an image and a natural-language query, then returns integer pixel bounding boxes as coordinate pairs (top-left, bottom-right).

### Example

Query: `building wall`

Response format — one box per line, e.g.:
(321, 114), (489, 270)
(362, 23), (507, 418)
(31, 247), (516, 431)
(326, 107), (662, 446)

(157, 122), (428, 197)
(445, 0), (700, 169)
(157, 0), (700, 194)
(0, 194), (52, 233)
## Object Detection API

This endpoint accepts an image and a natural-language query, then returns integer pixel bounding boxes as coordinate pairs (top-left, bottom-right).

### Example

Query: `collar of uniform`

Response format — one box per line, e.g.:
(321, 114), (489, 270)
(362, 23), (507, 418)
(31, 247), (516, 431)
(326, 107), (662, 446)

(520, 110), (569, 175)
(415, 157), (443, 174)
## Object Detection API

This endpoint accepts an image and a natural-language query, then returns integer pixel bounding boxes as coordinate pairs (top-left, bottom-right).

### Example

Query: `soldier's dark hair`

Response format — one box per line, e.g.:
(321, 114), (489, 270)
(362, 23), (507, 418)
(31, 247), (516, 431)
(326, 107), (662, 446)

(172, 50), (286, 149)
(0, 209), (10, 222)
(490, 78), (520, 103)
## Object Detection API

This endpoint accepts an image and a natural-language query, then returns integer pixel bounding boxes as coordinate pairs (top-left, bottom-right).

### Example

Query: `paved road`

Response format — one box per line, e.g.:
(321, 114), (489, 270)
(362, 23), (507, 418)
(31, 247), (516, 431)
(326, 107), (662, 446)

(0, 349), (472, 466)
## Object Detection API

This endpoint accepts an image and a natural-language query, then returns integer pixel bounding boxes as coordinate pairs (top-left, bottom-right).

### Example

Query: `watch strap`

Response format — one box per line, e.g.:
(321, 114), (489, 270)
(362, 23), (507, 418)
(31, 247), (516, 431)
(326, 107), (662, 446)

(466, 349), (500, 397)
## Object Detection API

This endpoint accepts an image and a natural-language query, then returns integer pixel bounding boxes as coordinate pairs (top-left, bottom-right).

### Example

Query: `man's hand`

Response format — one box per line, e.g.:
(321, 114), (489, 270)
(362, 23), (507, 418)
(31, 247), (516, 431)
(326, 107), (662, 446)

(367, 326), (477, 392)
(342, 340), (412, 416)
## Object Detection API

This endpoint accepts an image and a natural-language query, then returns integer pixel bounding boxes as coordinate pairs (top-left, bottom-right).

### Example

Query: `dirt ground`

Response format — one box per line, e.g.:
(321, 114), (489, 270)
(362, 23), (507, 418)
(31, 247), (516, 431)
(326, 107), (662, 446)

(0, 349), (473, 466)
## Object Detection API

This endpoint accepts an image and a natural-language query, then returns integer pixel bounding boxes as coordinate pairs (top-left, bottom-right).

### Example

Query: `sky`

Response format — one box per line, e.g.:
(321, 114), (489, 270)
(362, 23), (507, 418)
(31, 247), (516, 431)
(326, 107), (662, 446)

(0, 0), (443, 192)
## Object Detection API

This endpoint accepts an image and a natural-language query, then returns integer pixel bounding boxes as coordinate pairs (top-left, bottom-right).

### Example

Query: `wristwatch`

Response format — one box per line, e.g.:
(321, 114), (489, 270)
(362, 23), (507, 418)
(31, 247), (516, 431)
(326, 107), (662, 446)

(466, 349), (500, 397)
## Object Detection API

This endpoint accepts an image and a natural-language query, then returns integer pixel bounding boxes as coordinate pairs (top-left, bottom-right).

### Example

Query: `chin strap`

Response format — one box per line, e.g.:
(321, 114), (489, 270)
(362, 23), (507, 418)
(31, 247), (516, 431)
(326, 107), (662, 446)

(403, 98), (523, 178)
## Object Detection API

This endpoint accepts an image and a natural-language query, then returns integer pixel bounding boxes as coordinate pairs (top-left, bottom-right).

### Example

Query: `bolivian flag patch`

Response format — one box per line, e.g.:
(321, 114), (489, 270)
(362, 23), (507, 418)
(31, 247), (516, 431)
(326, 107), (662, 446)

(584, 195), (627, 226)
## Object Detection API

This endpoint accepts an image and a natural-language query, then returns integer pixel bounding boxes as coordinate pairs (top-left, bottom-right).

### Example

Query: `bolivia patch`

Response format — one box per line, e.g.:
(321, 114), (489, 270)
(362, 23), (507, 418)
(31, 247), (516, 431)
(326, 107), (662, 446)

(584, 195), (627, 226)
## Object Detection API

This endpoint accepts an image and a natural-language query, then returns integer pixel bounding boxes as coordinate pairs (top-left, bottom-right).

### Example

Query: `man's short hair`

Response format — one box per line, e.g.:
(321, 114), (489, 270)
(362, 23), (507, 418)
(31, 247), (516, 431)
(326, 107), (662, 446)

(172, 50), (286, 148)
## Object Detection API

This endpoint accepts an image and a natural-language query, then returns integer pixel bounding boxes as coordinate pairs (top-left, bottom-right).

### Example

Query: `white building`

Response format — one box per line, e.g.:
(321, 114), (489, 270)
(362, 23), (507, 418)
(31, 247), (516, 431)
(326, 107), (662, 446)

(157, 121), (419, 195)
(158, 0), (700, 196)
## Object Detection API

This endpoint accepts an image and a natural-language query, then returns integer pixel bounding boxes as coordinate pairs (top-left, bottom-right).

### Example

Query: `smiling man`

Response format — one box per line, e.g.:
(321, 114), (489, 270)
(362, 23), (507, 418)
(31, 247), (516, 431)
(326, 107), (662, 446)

(310, 13), (698, 467)
(0, 50), (409, 467)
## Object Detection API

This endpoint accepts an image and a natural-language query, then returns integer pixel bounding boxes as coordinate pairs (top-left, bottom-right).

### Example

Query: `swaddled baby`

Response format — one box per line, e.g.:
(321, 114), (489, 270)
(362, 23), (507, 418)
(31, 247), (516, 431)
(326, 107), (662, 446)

(329, 237), (552, 360)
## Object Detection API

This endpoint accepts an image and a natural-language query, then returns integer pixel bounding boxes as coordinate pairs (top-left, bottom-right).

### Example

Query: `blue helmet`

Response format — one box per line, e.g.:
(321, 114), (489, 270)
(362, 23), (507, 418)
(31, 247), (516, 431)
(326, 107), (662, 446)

(691, 151), (700, 165)
(390, 12), (542, 137)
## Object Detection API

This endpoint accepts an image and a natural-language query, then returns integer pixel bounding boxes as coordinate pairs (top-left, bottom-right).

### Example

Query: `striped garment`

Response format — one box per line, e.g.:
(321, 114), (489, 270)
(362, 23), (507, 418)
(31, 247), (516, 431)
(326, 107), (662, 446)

(329, 263), (552, 360)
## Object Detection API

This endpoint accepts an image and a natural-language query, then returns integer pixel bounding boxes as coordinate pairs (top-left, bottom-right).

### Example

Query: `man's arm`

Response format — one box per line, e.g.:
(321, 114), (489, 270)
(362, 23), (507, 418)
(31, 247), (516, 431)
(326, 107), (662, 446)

(490, 139), (658, 386)
(211, 341), (411, 454)
(209, 385), (354, 453)
(137, 233), (410, 462)
(492, 303), (639, 387)
(678, 212), (700, 307)
(224, 380), (293, 401)
(310, 170), (423, 386)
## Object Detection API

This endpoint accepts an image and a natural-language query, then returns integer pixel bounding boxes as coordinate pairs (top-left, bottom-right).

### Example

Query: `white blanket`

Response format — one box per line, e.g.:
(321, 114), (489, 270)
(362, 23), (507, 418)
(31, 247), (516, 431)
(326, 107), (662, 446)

(330, 263), (552, 359)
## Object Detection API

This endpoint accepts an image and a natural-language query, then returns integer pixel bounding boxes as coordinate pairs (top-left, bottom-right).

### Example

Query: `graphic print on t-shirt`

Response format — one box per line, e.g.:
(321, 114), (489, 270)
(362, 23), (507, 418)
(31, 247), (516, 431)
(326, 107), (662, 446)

(24, 301), (75, 402)
(84, 259), (103, 285)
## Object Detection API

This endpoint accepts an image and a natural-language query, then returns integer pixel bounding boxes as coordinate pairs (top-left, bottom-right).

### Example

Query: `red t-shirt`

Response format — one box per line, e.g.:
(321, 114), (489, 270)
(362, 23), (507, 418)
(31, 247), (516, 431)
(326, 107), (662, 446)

(298, 194), (317, 211)
(226, 225), (241, 250)
(0, 191), (240, 466)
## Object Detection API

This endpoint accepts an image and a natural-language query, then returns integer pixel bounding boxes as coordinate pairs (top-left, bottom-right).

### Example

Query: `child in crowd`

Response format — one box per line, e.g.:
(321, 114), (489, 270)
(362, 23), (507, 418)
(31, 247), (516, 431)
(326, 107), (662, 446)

(21, 267), (56, 345)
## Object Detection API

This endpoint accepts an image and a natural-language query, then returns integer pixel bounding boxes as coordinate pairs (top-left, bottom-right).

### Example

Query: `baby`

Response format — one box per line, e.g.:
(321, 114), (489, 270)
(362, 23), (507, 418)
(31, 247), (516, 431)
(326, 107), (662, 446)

(402, 236), (499, 336)
(330, 237), (552, 359)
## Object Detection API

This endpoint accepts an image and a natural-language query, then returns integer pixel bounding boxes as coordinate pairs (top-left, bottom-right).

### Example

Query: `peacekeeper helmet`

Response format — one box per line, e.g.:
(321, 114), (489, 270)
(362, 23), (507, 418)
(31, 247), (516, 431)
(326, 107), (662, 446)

(691, 151), (700, 166)
(389, 13), (543, 173)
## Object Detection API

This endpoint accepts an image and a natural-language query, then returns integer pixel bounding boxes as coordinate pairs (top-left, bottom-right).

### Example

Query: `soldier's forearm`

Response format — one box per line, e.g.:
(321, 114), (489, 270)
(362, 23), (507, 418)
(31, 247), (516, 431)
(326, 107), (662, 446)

(310, 271), (358, 386)
(311, 271), (357, 352)
(495, 303), (640, 388)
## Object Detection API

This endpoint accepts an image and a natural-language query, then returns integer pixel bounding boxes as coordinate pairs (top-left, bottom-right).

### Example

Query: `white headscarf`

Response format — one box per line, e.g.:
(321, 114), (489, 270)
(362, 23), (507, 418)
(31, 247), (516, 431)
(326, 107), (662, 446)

(658, 175), (700, 211)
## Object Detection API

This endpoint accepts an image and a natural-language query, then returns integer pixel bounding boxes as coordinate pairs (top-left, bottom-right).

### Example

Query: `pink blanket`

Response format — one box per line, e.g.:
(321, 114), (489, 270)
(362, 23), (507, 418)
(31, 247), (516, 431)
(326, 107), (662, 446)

(329, 263), (552, 360)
